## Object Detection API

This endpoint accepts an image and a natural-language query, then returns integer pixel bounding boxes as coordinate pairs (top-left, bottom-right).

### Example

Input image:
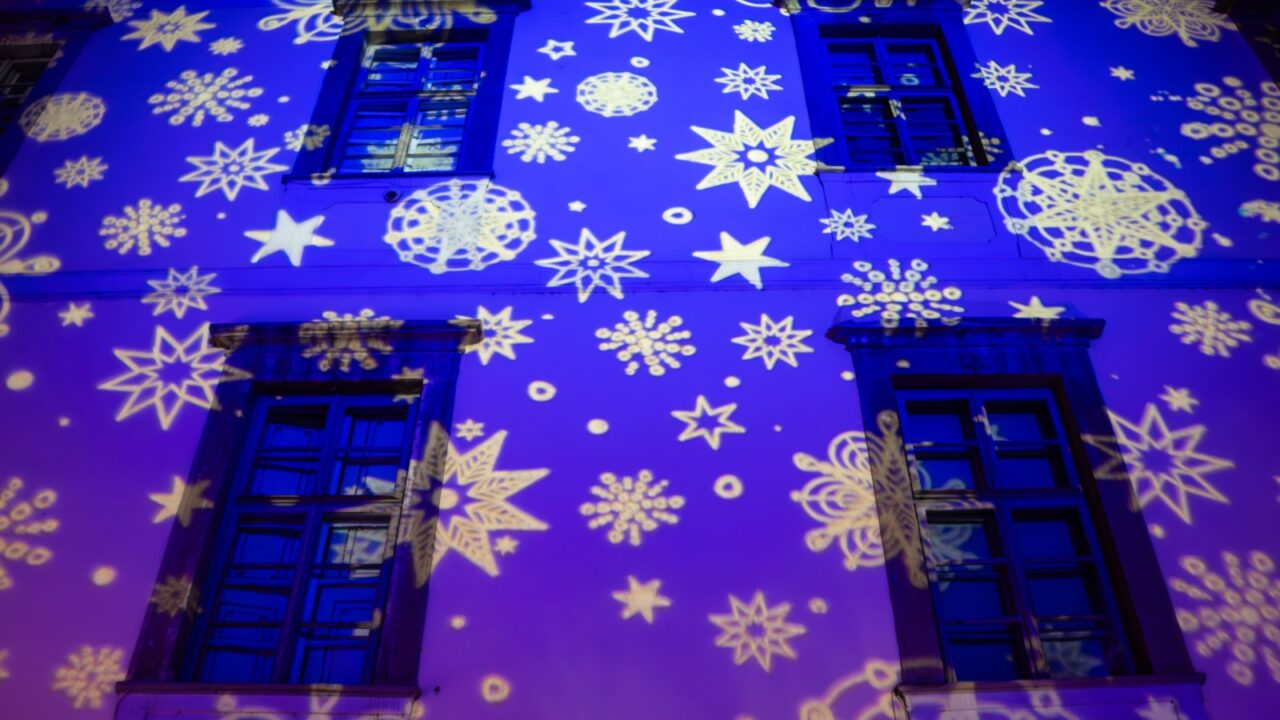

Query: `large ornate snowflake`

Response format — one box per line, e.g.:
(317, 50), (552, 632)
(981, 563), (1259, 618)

(259, 0), (494, 43)
(0, 179), (58, 338)
(142, 266), (220, 318)
(1169, 300), (1253, 357)
(733, 20), (775, 42)
(148, 68), (263, 127)
(535, 228), (650, 302)
(1171, 550), (1280, 686)
(708, 591), (806, 671)
(99, 199), (188, 256)
(18, 92), (105, 141)
(1084, 402), (1232, 524)
(1178, 76), (1280, 182)
(732, 313), (814, 370)
(0, 476), (58, 591)
(596, 309), (695, 376)
(1101, 0), (1235, 48)
(98, 323), (249, 430)
(52, 646), (126, 709)
(501, 121), (580, 163)
(995, 150), (1206, 278)
(580, 469), (684, 546)
(963, 0), (1050, 35)
(121, 6), (215, 51)
(180, 139), (289, 201)
(585, 0), (694, 41)
(458, 305), (533, 364)
(675, 110), (817, 209)
(972, 60), (1038, 97)
(838, 258), (964, 329)
(576, 72), (658, 117)
(299, 309), (403, 372)
(402, 423), (548, 580)
(715, 63), (782, 100)
(384, 179), (537, 273)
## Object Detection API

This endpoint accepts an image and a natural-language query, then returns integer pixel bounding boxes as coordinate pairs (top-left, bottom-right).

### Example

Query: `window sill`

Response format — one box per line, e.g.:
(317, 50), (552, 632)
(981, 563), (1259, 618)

(896, 674), (1207, 720)
(114, 683), (421, 720)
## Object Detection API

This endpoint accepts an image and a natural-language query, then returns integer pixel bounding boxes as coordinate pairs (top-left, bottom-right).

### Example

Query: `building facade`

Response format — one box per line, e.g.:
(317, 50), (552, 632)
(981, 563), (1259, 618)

(0, 0), (1278, 718)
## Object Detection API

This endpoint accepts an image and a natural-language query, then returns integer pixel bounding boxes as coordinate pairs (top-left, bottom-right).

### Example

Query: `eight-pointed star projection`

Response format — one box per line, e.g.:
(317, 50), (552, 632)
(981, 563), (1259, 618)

(535, 228), (650, 302)
(403, 423), (549, 581)
(709, 591), (806, 672)
(585, 0), (695, 42)
(676, 110), (817, 209)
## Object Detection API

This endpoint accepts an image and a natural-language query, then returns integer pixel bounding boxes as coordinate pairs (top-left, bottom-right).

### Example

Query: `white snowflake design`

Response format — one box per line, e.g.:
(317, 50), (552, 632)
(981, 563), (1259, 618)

(180, 139), (290, 201)
(1178, 76), (1280, 182)
(502, 121), (581, 163)
(838, 258), (965, 329)
(675, 110), (817, 209)
(208, 36), (244, 55)
(148, 68), (263, 127)
(100, 199), (188, 256)
(596, 309), (696, 377)
(384, 179), (537, 273)
(1170, 550), (1280, 686)
(821, 209), (876, 242)
(577, 72), (658, 117)
(715, 63), (782, 101)
(733, 19), (775, 42)
(1169, 300), (1253, 357)
(585, 0), (695, 42)
(972, 61), (1038, 97)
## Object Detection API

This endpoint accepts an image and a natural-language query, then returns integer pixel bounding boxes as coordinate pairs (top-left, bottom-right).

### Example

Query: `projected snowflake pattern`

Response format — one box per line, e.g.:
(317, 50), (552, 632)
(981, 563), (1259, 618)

(1171, 550), (1280, 686)
(142, 266), (220, 318)
(148, 68), (263, 126)
(1179, 76), (1280, 182)
(180, 139), (289, 201)
(52, 646), (126, 709)
(576, 72), (658, 117)
(18, 92), (105, 141)
(596, 309), (695, 377)
(675, 110), (817, 209)
(791, 430), (885, 573)
(99, 199), (188, 256)
(580, 469), (684, 546)
(972, 60), (1038, 97)
(0, 477), (58, 591)
(1169, 300), (1253, 357)
(1101, 0), (1235, 48)
(963, 0), (1050, 36)
(53, 156), (107, 188)
(709, 591), (805, 671)
(732, 314), (814, 370)
(995, 150), (1206, 278)
(821, 209), (876, 242)
(733, 20), (775, 42)
(837, 258), (964, 329)
(585, 0), (695, 42)
(502, 121), (580, 163)
(460, 305), (533, 364)
(384, 179), (537, 273)
(535, 228), (650, 302)
(299, 309), (403, 372)
(715, 63), (781, 100)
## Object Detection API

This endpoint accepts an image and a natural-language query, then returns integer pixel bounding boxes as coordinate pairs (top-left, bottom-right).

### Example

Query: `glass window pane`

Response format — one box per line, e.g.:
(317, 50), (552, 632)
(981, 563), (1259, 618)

(321, 523), (389, 565)
(1027, 569), (1103, 618)
(947, 627), (1024, 681)
(1043, 637), (1110, 678)
(200, 648), (276, 683)
(912, 452), (980, 490)
(231, 524), (302, 566)
(904, 400), (974, 444)
(331, 459), (399, 496)
(342, 411), (406, 449)
(1013, 511), (1089, 559)
(212, 586), (290, 624)
(926, 515), (999, 561)
(985, 400), (1057, 442)
(992, 449), (1067, 490)
(249, 456), (320, 496)
(885, 42), (944, 87)
(294, 633), (370, 684)
(936, 573), (1011, 621)
(261, 407), (326, 448)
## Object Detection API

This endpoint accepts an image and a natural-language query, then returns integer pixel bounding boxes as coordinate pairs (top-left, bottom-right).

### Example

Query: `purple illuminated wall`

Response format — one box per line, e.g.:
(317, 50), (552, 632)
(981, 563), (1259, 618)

(0, 1), (1278, 718)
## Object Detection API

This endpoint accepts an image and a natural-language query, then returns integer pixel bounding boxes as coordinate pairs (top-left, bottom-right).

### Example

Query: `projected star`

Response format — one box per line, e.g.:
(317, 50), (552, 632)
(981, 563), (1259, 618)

(820, 209), (875, 242)
(58, 302), (94, 327)
(1084, 403), (1231, 524)
(537, 39), (576, 60)
(628, 135), (657, 152)
(692, 232), (789, 290)
(244, 210), (335, 267)
(1110, 66), (1136, 81)
(715, 63), (782, 100)
(585, 0), (695, 42)
(671, 395), (745, 450)
(454, 419), (485, 441)
(180, 139), (288, 201)
(142, 266), (221, 318)
(709, 591), (806, 671)
(972, 60), (1039, 97)
(877, 168), (936, 199)
(122, 6), (215, 51)
(613, 576), (672, 623)
(963, 0), (1050, 36)
(535, 228), (650, 303)
(459, 306), (533, 364)
(509, 76), (558, 102)
(1159, 386), (1199, 413)
(921, 212), (953, 232)
(148, 476), (213, 527)
(675, 110), (816, 209)
(98, 323), (249, 431)
(1009, 296), (1065, 320)
(732, 314), (814, 370)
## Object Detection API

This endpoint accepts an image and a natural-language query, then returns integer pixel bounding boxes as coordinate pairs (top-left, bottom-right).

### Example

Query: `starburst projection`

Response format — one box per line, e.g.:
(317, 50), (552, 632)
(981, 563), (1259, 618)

(820, 209), (875, 242)
(675, 110), (816, 209)
(613, 576), (672, 623)
(584, 0), (695, 42)
(460, 305), (533, 364)
(98, 323), (248, 430)
(148, 68), (263, 126)
(731, 314), (814, 370)
(580, 469), (684, 546)
(838, 258), (964, 329)
(963, 0), (1050, 35)
(121, 6), (216, 51)
(1169, 300), (1254, 357)
(708, 591), (806, 671)
(51, 646), (126, 709)
(596, 310), (695, 376)
(972, 60), (1039, 97)
(403, 424), (549, 580)
(53, 156), (107, 188)
(1084, 403), (1232, 524)
(99, 199), (188, 256)
(671, 395), (744, 450)
(180, 139), (289, 201)
(535, 228), (650, 302)
(1178, 76), (1280, 182)
(715, 63), (781, 101)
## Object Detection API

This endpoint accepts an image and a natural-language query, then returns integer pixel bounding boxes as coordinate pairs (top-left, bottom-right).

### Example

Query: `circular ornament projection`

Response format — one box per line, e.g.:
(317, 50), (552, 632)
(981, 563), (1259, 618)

(576, 72), (658, 117)
(384, 179), (536, 273)
(995, 150), (1206, 278)
(19, 92), (106, 142)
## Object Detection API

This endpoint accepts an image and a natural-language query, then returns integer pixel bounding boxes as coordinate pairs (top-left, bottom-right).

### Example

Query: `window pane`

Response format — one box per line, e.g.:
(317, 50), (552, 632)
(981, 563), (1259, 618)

(230, 524), (303, 567)
(828, 41), (882, 87)
(1043, 637), (1110, 679)
(985, 400), (1057, 442)
(904, 400), (974, 444)
(331, 459), (399, 496)
(342, 411), (406, 449)
(885, 42), (945, 87)
(261, 407), (326, 448)
(1013, 511), (1089, 559)
(321, 523), (389, 565)
(212, 586), (290, 625)
(936, 572), (1012, 621)
(992, 449), (1067, 490)
(249, 456), (320, 496)
(294, 631), (371, 683)
(947, 626), (1024, 681)
(200, 648), (276, 683)
(1027, 568), (1103, 618)
(362, 44), (421, 92)
(912, 452), (980, 490)
(926, 515), (999, 561)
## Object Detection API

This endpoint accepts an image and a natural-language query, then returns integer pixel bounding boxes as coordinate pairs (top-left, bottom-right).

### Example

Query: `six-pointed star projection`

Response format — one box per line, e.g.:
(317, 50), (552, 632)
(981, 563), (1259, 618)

(671, 394), (745, 450)
(613, 576), (672, 623)
(403, 423), (549, 581)
(675, 110), (817, 208)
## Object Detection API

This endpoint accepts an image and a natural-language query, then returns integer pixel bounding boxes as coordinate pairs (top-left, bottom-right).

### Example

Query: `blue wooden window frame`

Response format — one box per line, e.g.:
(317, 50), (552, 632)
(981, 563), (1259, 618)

(899, 387), (1133, 682)
(184, 391), (419, 685)
(792, 8), (1009, 172)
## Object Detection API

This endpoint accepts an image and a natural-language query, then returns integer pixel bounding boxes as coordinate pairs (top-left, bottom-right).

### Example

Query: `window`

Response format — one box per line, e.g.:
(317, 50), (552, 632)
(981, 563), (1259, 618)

(0, 41), (61, 136)
(901, 388), (1130, 681)
(335, 39), (483, 174)
(825, 32), (982, 167)
(184, 393), (416, 684)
